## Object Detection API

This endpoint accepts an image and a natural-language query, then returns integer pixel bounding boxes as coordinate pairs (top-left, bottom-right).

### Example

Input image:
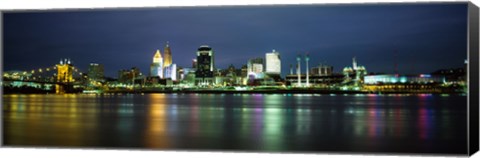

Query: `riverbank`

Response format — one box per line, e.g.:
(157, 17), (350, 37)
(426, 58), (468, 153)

(102, 89), (463, 94)
(3, 87), (464, 94)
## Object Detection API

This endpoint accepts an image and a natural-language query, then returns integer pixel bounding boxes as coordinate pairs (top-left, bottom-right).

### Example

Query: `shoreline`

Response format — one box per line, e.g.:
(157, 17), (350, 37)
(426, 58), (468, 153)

(3, 89), (465, 95)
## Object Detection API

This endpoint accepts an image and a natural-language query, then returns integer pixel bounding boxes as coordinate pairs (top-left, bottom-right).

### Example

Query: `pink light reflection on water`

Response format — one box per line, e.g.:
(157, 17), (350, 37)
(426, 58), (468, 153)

(418, 108), (432, 140)
(189, 95), (200, 136)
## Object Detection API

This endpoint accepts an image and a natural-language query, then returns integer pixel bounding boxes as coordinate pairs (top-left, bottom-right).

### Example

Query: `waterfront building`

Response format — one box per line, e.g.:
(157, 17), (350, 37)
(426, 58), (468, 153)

(195, 45), (215, 86)
(217, 64), (243, 86)
(247, 58), (264, 79)
(431, 67), (466, 84)
(265, 50), (281, 75)
(150, 49), (164, 78)
(164, 63), (177, 81)
(177, 67), (184, 81)
(342, 57), (367, 85)
(118, 67), (141, 84)
(363, 74), (446, 92)
(181, 68), (196, 87)
(241, 64), (248, 85)
(88, 63), (104, 82)
(364, 74), (445, 84)
(118, 69), (130, 83)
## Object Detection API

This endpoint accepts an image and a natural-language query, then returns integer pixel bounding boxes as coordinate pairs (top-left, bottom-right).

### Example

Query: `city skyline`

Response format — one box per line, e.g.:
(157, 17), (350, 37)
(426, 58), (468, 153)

(4, 4), (468, 77)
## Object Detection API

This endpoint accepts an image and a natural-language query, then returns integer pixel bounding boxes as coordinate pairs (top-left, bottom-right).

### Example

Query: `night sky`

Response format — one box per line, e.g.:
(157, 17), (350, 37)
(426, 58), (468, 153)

(3, 3), (468, 78)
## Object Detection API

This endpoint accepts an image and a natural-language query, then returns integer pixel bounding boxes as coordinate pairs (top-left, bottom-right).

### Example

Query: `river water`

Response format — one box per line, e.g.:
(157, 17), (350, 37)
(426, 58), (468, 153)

(2, 93), (467, 154)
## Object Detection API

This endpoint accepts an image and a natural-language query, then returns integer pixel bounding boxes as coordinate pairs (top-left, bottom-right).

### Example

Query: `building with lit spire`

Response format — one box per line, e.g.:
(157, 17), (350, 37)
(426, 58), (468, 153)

(150, 49), (164, 78)
(163, 42), (177, 81)
(163, 42), (172, 67)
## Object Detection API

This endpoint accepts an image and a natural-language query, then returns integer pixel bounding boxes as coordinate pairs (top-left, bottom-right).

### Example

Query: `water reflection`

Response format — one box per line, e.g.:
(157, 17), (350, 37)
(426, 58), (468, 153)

(3, 94), (467, 154)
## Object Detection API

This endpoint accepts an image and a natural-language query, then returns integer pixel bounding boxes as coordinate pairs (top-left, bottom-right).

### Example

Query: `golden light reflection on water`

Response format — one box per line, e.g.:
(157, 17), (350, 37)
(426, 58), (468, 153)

(144, 94), (169, 148)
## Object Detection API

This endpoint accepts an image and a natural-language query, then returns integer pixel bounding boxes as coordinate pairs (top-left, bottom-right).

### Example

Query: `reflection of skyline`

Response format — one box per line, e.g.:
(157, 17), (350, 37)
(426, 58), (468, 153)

(2, 93), (467, 153)
(3, 4), (468, 77)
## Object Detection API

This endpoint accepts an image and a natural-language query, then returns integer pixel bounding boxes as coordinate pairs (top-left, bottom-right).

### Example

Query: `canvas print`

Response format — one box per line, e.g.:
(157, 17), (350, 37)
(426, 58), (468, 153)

(1, 3), (476, 156)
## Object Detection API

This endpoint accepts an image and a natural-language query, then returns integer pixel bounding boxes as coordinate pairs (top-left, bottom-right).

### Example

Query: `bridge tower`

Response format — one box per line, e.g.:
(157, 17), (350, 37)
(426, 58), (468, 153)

(55, 59), (74, 94)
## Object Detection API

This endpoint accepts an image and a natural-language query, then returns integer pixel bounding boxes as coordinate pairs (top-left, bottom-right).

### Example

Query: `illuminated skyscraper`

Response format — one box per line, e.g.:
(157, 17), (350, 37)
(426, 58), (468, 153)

(163, 42), (172, 67)
(265, 50), (281, 75)
(195, 45), (215, 86)
(150, 49), (164, 78)
(164, 64), (177, 81)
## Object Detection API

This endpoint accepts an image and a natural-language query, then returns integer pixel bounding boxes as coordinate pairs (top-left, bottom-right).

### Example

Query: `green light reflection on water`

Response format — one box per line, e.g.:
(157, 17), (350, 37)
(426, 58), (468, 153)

(262, 107), (284, 151)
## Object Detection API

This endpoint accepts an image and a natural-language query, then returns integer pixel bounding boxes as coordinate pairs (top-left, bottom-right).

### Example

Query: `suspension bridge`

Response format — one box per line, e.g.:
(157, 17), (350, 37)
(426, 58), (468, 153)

(3, 59), (94, 94)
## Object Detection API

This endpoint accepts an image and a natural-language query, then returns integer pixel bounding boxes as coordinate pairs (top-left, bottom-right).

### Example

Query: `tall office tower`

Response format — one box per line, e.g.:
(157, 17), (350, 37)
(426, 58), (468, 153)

(150, 49), (164, 78)
(87, 63), (104, 81)
(195, 45), (215, 86)
(247, 58), (264, 78)
(163, 42), (172, 67)
(265, 49), (281, 75)
(296, 54), (301, 86)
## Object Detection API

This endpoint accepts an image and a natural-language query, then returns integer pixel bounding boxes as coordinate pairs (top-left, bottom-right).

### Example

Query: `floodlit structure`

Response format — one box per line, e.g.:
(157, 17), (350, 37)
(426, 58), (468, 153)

(56, 58), (73, 83)
(343, 57), (367, 85)
(163, 42), (172, 67)
(247, 58), (264, 79)
(56, 58), (74, 94)
(164, 64), (177, 81)
(265, 50), (281, 75)
(150, 49), (164, 78)
(364, 74), (445, 84)
(363, 74), (446, 92)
